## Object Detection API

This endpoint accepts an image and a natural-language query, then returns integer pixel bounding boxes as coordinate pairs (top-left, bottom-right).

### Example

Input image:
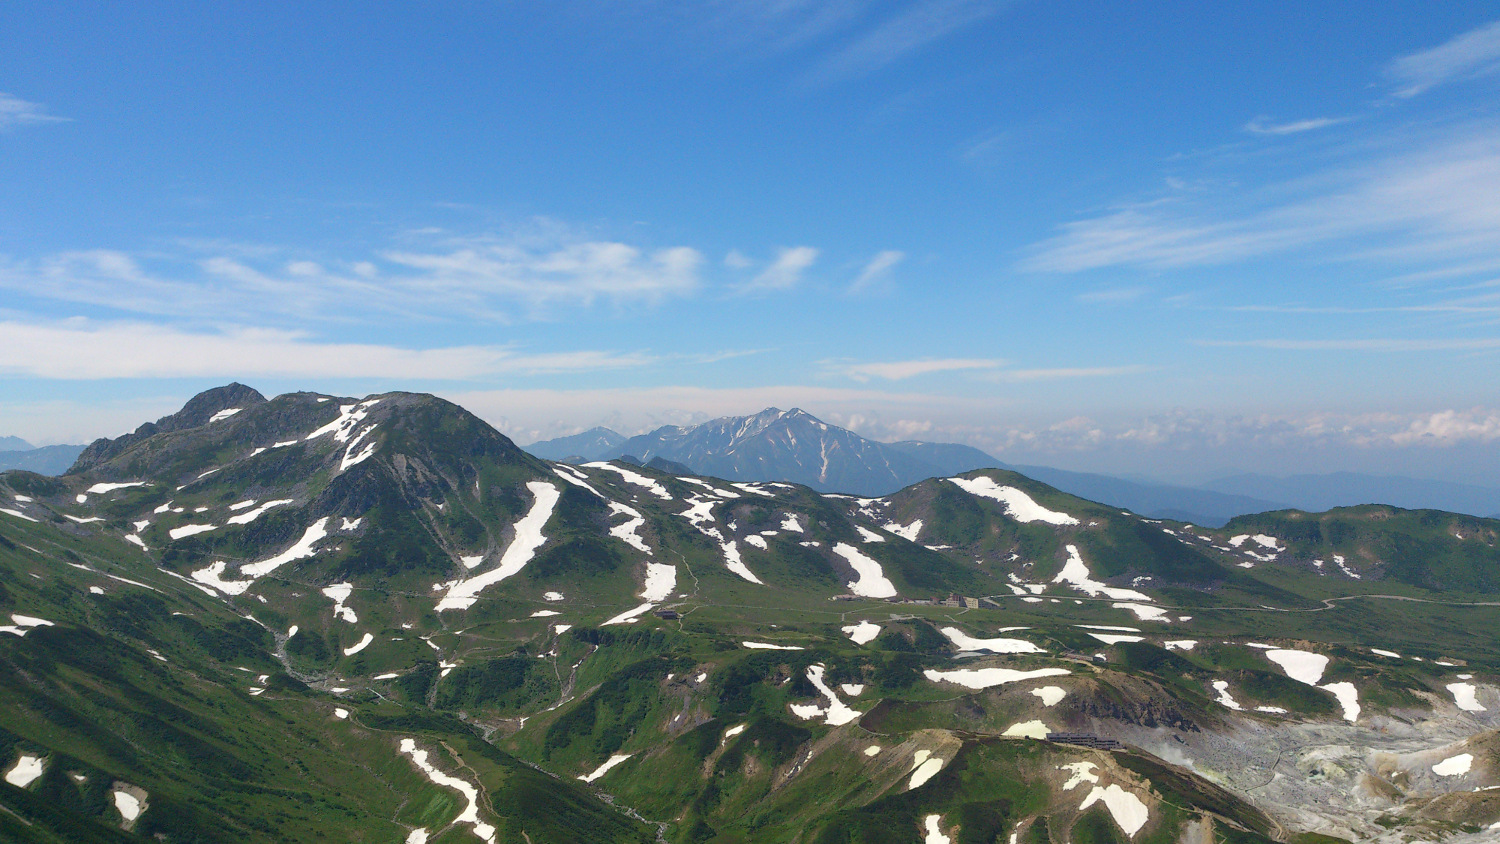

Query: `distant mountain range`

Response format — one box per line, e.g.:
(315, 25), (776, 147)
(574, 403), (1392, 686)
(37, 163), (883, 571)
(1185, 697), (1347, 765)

(526, 410), (1500, 525)
(0, 438), (86, 476)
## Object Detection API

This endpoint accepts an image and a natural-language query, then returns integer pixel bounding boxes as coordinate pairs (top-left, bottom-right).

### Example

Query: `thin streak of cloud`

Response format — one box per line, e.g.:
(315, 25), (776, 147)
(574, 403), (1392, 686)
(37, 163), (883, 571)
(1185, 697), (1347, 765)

(1196, 337), (1500, 352)
(0, 320), (655, 380)
(804, 0), (1007, 86)
(740, 246), (819, 293)
(848, 249), (904, 293)
(990, 366), (1150, 382)
(835, 357), (1004, 381)
(1020, 127), (1500, 274)
(1388, 19), (1500, 98)
(1243, 115), (1346, 135)
(0, 93), (69, 131)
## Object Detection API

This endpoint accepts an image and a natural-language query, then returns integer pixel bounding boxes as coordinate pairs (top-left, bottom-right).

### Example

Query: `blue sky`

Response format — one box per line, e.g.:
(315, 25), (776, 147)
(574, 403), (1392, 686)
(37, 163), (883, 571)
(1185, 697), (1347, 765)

(3, 2), (1500, 483)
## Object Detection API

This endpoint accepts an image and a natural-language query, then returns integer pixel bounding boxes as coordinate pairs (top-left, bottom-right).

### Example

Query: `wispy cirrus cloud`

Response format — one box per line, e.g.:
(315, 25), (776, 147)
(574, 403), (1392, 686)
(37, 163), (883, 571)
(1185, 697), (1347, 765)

(1243, 115), (1346, 135)
(833, 357), (1004, 381)
(0, 93), (69, 131)
(0, 319), (654, 380)
(803, 0), (1009, 86)
(739, 246), (819, 293)
(1020, 126), (1500, 275)
(1388, 19), (1500, 98)
(1196, 337), (1500, 353)
(0, 227), (705, 323)
(848, 249), (904, 293)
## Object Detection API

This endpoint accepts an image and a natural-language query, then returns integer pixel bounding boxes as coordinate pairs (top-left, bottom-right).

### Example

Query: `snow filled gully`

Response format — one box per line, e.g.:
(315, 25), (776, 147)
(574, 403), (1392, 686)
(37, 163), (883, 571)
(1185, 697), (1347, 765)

(437, 482), (560, 612)
(399, 738), (496, 843)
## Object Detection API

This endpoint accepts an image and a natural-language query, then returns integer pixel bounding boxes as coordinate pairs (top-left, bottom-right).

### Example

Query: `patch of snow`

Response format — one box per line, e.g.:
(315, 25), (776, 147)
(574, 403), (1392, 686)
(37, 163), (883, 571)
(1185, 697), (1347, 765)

(883, 519), (922, 541)
(584, 462), (673, 500)
(305, 399), (380, 443)
(63, 515), (105, 524)
(189, 561), (253, 595)
(1433, 753), (1473, 777)
(579, 754), (632, 784)
(89, 586), (105, 595)
(437, 483), (560, 611)
(1448, 682), (1485, 712)
(0, 508), (37, 522)
(530, 609), (561, 618)
(1113, 602), (1170, 622)
(0, 614), (55, 638)
(1212, 680), (1243, 710)
(322, 583), (359, 623)
(341, 517), (361, 531)
(1060, 762), (1099, 790)
(1322, 682), (1361, 722)
(86, 481), (148, 495)
(209, 407), (242, 423)
(1054, 545), (1152, 602)
(641, 562), (676, 602)
(552, 465), (604, 497)
(832, 542), (897, 598)
(745, 535), (768, 550)
(1079, 784), (1150, 837)
(1163, 640), (1197, 651)
(1371, 648), (1401, 658)
(241, 518), (331, 578)
(1076, 625), (1141, 632)
(1088, 633), (1144, 644)
(780, 513), (804, 533)
(112, 789), (143, 821)
(230, 499), (256, 511)
(842, 620), (880, 645)
(720, 540), (763, 584)
(908, 750), (945, 790)
(791, 664), (862, 726)
(938, 626), (1044, 654)
(923, 667), (1070, 690)
(544, 591), (564, 601)
(602, 602), (655, 626)
(3, 754), (44, 787)
(1002, 720), (1051, 740)
(1255, 706), (1288, 714)
(373, 672), (401, 680)
(1032, 686), (1067, 706)
(169, 523), (218, 540)
(399, 738), (496, 842)
(946, 477), (1078, 525)
(742, 641), (804, 651)
(924, 814), (951, 844)
(841, 683), (864, 696)
(855, 525), (885, 543)
(1266, 649), (1329, 685)
(335, 708), (349, 719)
(723, 724), (747, 740)
(227, 499), (293, 525)
(608, 501), (651, 554)
(343, 633), (374, 656)
(864, 745), (881, 756)
(461, 555), (485, 570)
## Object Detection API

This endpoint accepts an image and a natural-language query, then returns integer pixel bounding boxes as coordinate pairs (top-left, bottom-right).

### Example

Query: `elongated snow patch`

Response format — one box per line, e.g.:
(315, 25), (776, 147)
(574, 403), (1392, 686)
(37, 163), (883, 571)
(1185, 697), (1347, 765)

(1433, 754), (1473, 776)
(946, 477), (1078, 525)
(399, 738), (495, 842)
(924, 667), (1069, 689)
(437, 482), (560, 611)
(908, 750), (945, 789)
(584, 462), (672, 500)
(742, 641), (804, 651)
(343, 633), (374, 656)
(1054, 545), (1152, 602)
(579, 754), (631, 783)
(608, 502), (651, 554)
(832, 542), (897, 598)
(241, 518), (331, 578)
(322, 583), (358, 623)
(721, 540), (763, 585)
(939, 626), (1044, 654)
(788, 665), (861, 726)
(1447, 682), (1485, 712)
